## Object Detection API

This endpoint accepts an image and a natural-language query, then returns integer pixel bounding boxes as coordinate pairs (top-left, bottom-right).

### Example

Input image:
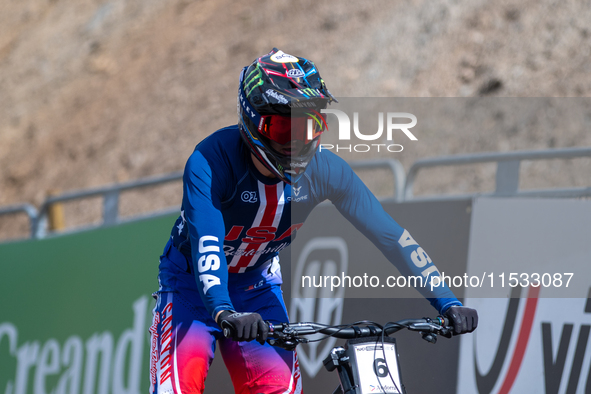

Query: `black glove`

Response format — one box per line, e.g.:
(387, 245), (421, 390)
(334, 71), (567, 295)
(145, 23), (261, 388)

(217, 310), (269, 344)
(444, 306), (478, 335)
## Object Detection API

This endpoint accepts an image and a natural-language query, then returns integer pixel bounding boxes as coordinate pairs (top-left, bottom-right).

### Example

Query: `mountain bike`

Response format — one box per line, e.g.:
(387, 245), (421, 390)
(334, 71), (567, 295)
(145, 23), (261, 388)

(224, 316), (453, 394)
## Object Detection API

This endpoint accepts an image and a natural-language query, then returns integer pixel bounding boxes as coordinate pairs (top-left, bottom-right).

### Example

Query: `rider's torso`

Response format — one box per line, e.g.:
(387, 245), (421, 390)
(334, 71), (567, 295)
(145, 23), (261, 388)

(170, 126), (318, 274)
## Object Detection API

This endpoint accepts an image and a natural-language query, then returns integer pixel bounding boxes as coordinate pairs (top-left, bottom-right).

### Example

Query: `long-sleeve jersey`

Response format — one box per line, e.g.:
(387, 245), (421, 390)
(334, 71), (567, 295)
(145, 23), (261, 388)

(167, 125), (461, 319)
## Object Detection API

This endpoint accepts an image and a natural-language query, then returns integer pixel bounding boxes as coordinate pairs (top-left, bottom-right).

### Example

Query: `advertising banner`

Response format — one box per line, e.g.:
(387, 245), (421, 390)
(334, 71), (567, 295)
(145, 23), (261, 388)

(458, 197), (591, 394)
(0, 215), (176, 394)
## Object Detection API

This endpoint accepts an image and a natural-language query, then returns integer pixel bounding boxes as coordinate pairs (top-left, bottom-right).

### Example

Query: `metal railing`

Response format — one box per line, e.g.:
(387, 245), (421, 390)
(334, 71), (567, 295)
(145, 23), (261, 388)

(350, 159), (406, 201)
(404, 146), (591, 200)
(0, 159), (404, 241)
(33, 171), (183, 239)
(2, 146), (591, 242)
(0, 204), (39, 238)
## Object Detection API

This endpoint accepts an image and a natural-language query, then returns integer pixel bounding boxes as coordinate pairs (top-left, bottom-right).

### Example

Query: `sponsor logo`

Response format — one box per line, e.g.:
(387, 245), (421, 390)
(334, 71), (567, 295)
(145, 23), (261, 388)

(224, 242), (289, 257)
(243, 65), (263, 97)
(241, 191), (258, 203)
(357, 345), (383, 351)
(149, 310), (160, 391)
(290, 237), (348, 377)
(369, 384), (399, 393)
(265, 89), (288, 104)
(239, 91), (258, 121)
(245, 280), (265, 291)
(287, 69), (305, 78)
(287, 186), (308, 202)
(158, 302), (174, 385)
(287, 195), (308, 202)
(270, 50), (299, 63)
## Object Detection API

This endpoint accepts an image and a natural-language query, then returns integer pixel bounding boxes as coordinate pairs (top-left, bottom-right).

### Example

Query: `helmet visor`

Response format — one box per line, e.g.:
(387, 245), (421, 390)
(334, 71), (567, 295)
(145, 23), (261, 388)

(258, 111), (327, 145)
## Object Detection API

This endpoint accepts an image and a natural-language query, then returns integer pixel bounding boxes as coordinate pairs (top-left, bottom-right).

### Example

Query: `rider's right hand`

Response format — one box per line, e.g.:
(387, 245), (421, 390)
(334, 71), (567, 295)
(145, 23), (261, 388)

(443, 306), (478, 335)
(217, 310), (269, 344)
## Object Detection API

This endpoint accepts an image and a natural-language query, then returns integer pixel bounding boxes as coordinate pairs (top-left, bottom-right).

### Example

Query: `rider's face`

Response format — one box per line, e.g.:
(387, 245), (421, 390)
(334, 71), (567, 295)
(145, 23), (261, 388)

(270, 139), (305, 157)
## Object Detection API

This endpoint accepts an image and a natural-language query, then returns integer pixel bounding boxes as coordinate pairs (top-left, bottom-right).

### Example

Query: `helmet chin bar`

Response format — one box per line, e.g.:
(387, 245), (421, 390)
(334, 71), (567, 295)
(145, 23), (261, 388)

(255, 147), (309, 185)
(256, 147), (294, 184)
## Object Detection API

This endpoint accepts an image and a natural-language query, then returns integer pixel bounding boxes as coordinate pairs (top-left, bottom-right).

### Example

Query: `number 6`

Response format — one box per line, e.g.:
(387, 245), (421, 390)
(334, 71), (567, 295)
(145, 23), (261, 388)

(373, 358), (389, 377)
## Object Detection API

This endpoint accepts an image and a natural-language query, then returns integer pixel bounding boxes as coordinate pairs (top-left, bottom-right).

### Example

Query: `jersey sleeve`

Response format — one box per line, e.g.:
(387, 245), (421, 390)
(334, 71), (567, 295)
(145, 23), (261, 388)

(318, 152), (461, 314)
(182, 150), (234, 319)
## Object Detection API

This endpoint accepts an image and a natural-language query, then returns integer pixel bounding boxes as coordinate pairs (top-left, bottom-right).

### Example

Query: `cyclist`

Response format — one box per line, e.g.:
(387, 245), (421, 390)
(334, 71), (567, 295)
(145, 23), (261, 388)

(149, 48), (478, 394)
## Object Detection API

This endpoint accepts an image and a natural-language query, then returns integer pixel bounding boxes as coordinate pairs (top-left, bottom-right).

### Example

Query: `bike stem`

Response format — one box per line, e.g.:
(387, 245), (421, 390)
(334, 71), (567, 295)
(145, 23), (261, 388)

(324, 347), (358, 393)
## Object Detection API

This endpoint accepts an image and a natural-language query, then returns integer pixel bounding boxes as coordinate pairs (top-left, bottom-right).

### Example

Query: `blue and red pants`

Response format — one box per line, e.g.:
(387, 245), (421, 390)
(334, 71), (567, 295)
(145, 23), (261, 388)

(149, 240), (302, 394)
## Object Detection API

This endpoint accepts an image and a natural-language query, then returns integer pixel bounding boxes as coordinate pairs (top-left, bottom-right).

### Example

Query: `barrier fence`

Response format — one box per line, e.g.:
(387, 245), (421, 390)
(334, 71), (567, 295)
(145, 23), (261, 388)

(1, 147), (591, 243)
(404, 146), (591, 200)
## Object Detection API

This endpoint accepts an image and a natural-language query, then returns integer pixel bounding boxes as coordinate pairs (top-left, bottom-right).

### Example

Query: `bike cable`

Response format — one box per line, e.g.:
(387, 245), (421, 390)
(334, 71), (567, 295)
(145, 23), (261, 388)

(303, 320), (384, 344)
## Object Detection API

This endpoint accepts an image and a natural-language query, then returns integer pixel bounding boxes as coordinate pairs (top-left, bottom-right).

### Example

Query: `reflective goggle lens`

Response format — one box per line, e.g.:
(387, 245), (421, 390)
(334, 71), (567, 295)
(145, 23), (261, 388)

(258, 112), (327, 145)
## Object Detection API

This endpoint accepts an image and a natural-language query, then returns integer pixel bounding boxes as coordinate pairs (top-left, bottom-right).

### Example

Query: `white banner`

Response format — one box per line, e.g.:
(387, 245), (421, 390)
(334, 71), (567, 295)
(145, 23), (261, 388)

(458, 198), (591, 394)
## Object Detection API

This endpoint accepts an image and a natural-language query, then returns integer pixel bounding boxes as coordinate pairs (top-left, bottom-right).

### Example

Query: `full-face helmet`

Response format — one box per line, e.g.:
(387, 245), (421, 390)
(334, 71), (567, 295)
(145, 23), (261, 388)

(238, 48), (336, 184)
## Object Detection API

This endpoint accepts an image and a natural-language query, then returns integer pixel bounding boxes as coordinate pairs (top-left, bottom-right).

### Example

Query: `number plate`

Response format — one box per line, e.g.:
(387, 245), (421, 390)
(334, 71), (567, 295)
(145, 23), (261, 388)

(350, 340), (403, 393)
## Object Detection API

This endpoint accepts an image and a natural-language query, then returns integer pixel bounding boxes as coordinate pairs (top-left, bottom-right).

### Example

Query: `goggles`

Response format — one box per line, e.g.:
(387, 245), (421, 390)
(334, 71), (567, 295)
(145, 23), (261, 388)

(257, 110), (327, 145)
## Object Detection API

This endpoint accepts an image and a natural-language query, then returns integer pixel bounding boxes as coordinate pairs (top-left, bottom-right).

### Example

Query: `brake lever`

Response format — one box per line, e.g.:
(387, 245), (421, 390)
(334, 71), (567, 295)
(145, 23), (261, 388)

(439, 327), (453, 339)
(408, 322), (453, 339)
(267, 334), (308, 351)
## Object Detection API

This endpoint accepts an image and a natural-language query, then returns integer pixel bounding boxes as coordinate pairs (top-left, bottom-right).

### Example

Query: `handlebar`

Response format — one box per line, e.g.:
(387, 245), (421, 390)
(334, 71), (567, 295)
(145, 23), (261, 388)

(222, 317), (453, 349)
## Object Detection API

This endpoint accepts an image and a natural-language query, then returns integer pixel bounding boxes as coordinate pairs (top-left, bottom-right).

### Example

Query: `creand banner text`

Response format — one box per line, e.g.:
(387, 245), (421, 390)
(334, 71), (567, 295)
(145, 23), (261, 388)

(0, 296), (149, 394)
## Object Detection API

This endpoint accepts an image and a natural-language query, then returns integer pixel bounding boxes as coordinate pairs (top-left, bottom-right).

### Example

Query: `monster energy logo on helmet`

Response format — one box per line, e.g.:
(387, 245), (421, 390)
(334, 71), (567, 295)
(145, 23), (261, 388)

(244, 64), (264, 97)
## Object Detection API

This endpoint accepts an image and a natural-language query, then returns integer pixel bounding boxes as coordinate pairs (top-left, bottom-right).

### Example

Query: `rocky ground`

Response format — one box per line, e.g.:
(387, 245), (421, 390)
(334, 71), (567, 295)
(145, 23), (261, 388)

(1, 0), (590, 241)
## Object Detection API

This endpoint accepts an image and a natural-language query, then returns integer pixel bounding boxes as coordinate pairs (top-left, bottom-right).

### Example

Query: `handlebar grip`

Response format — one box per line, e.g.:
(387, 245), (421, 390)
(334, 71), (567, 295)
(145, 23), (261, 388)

(220, 320), (235, 338)
(221, 321), (272, 339)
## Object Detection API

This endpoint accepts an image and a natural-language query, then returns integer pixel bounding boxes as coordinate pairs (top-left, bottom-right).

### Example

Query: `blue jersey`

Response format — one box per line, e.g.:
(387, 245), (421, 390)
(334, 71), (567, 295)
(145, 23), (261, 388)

(167, 125), (461, 318)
